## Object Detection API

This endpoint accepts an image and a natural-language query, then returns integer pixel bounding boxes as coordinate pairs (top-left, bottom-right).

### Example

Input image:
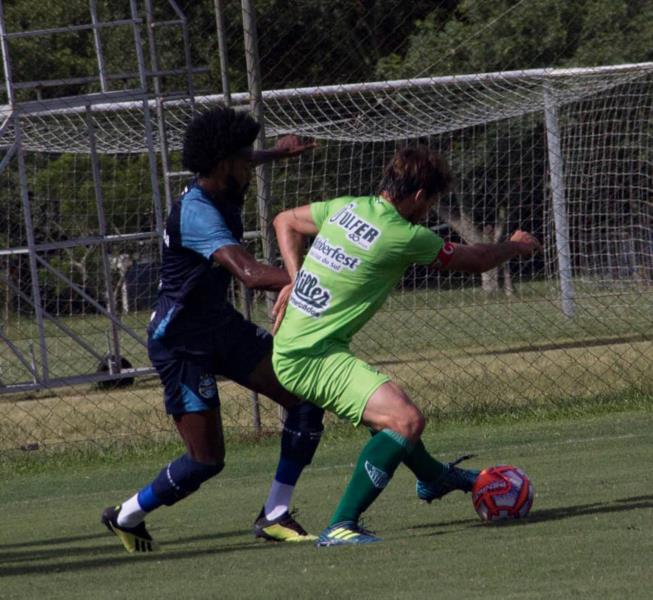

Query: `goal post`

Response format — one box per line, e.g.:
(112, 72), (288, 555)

(1, 62), (653, 448)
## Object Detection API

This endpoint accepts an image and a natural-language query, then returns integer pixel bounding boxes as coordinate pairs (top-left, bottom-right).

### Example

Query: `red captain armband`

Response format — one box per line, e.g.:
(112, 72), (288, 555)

(433, 241), (455, 269)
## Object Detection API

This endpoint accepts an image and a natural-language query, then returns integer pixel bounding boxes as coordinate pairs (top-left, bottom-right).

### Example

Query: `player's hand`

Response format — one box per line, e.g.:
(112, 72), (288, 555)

(510, 230), (542, 255)
(271, 282), (293, 335)
(272, 135), (317, 158)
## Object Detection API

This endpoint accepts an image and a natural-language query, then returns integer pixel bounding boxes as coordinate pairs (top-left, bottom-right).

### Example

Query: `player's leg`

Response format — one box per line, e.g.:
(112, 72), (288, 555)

(319, 380), (421, 545)
(103, 408), (225, 553)
(221, 318), (324, 542)
(273, 349), (402, 545)
(247, 356), (324, 542)
(366, 427), (479, 503)
(102, 342), (225, 554)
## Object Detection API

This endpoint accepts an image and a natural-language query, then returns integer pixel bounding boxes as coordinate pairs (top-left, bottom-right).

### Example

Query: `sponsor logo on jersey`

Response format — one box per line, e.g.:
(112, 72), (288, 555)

(328, 203), (381, 250)
(290, 269), (331, 317)
(364, 460), (389, 489)
(308, 235), (360, 272)
(198, 374), (217, 399)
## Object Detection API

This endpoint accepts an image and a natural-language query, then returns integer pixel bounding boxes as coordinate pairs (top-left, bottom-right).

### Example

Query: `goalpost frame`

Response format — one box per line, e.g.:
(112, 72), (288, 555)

(544, 84), (576, 318)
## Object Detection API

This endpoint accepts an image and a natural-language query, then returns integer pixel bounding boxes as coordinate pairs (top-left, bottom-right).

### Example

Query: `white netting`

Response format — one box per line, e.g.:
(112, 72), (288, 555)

(3, 63), (652, 153)
(2, 63), (653, 449)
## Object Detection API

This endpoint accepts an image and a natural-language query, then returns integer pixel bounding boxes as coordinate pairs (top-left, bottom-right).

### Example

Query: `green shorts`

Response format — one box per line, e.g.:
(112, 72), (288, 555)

(272, 347), (390, 426)
(272, 349), (390, 426)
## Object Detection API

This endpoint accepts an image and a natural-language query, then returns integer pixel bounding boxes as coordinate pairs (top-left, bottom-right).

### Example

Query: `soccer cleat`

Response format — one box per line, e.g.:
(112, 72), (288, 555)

(101, 505), (157, 553)
(316, 521), (381, 547)
(416, 454), (480, 503)
(253, 507), (317, 543)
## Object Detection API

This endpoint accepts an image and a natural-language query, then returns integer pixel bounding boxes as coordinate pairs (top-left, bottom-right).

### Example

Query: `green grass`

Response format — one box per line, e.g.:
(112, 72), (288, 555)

(2, 280), (653, 450)
(2, 409), (652, 599)
(3, 280), (653, 382)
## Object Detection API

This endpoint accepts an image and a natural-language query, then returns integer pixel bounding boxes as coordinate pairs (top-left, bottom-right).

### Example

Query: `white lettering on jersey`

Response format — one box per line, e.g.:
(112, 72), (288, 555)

(308, 235), (360, 272)
(328, 203), (381, 250)
(290, 269), (331, 317)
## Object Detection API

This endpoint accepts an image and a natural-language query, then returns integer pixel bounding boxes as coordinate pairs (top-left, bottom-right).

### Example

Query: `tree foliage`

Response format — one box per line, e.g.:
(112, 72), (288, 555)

(377, 0), (653, 78)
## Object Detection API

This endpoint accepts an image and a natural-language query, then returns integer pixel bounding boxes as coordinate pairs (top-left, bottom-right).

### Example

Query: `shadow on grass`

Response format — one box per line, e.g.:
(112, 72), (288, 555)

(0, 527), (250, 552)
(411, 494), (653, 534)
(0, 527), (255, 570)
(0, 532), (281, 577)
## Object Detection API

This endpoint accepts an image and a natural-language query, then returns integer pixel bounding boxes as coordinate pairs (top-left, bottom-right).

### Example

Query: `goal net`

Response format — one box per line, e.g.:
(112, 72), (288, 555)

(2, 62), (652, 448)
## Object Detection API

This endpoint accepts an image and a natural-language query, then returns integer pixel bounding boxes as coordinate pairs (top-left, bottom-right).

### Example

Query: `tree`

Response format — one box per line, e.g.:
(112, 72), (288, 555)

(376, 0), (653, 290)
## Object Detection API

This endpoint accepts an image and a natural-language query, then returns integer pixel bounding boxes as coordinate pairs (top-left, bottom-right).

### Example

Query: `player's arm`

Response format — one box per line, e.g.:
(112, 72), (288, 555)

(271, 205), (319, 331)
(212, 245), (290, 291)
(432, 231), (541, 273)
(273, 205), (319, 280)
(246, 135), (316, 165)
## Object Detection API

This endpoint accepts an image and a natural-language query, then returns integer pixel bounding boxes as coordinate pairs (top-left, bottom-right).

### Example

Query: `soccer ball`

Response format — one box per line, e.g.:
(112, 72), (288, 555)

(472, 465), (534, 522)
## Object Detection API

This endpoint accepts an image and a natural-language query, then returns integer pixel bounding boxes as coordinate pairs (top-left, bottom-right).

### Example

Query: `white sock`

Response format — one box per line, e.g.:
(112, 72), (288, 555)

(264, 481), (294, 521)
(117, 493), (148, 528)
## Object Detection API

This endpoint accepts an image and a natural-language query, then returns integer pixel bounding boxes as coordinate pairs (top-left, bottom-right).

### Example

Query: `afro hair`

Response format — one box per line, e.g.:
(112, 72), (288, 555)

(181, 105), (261, 176)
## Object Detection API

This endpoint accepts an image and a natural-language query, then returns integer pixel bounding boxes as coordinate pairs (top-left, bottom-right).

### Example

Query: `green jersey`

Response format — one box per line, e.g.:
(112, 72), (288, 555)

(274, 195), (444, 356)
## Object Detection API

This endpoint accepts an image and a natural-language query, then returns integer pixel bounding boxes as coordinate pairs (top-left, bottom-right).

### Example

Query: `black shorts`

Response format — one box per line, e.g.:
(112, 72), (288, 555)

(148, 308), (272, 415)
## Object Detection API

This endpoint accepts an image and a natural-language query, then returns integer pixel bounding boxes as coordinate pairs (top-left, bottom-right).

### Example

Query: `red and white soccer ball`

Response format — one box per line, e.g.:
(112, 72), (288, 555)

(472, 465), (534, 522)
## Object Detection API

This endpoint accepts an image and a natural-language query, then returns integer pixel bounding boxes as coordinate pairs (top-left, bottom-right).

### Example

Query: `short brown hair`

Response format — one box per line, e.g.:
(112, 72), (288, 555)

(378, 146), (452, 201)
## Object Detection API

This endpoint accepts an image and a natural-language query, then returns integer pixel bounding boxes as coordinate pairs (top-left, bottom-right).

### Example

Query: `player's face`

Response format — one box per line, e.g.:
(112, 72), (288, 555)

(230, 157), (253, 193)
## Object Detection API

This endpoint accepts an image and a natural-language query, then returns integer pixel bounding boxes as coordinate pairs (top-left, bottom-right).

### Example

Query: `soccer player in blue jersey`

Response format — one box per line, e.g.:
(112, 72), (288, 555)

(101, 105), (326, 553)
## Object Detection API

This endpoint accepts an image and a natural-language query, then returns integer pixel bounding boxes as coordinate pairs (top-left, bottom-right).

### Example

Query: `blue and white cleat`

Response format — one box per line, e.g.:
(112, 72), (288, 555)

(417, 454), (480, 503)
(316, 521), (381, 547)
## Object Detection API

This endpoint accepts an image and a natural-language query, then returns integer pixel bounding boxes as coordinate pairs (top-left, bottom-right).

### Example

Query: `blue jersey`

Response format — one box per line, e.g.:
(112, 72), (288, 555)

(148, 180), (242, 342)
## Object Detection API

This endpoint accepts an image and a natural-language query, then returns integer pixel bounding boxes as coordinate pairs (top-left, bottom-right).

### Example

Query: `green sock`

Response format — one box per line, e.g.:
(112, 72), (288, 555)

(368, 429), (445, 483)
(329, 429), (410, 526)
(402, 440), (446, 482)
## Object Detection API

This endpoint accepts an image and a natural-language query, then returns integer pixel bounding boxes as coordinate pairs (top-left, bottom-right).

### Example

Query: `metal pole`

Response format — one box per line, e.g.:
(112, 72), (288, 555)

(0, 0), (16, 106)
(144, 0), (174, 215)
(129, 0), (165, 239)
(167, 1), (195, 107)
(89, 0), (108, 92)
(218, 1), (258, 419)
(242, 0), (277, 432)
(544, 84), (575, 318)
(214, 0), (231, 105)
(241, 0), (274, 306)
(86, 105), (121, 372)
(15, 119), (49, 382)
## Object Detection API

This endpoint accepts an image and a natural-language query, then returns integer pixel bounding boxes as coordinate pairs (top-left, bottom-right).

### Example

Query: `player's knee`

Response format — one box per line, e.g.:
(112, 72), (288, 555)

(151, 454), (224, 506)
(393, 405), (424, 442)
(281, 402), (325, 466)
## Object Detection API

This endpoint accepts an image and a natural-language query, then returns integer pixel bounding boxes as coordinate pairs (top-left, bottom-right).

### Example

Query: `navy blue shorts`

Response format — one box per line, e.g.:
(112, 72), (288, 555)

(148, 309), (272, 415)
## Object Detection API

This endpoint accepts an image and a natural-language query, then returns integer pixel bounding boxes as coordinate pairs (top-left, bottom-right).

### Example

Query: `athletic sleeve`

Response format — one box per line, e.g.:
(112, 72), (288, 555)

(405, 225), (445, 265)
(180, 199), (239, 259)
(310, 196), (354, 230)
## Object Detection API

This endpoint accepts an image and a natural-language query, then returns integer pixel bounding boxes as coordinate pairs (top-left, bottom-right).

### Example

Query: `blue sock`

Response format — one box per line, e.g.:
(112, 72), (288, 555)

(274, 456), (304, 486)
(139, 454), (224, 510)
(137, 484), (163, 512)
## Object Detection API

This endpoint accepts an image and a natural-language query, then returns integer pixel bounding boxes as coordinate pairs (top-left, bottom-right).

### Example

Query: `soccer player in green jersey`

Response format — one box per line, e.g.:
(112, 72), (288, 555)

(271, 146), (542, 546)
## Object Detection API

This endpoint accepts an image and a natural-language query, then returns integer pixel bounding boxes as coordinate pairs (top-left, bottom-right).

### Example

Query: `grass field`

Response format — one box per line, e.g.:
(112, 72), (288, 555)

(2, 281), (653, 450)
(2, 408), (652, 599)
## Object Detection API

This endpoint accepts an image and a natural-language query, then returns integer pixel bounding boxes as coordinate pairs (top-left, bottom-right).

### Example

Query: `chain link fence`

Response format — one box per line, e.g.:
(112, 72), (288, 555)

(1, 1), (652, 451)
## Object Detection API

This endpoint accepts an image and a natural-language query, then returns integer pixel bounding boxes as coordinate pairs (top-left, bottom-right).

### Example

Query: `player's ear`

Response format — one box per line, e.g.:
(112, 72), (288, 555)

(414, 188), (426, 205)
